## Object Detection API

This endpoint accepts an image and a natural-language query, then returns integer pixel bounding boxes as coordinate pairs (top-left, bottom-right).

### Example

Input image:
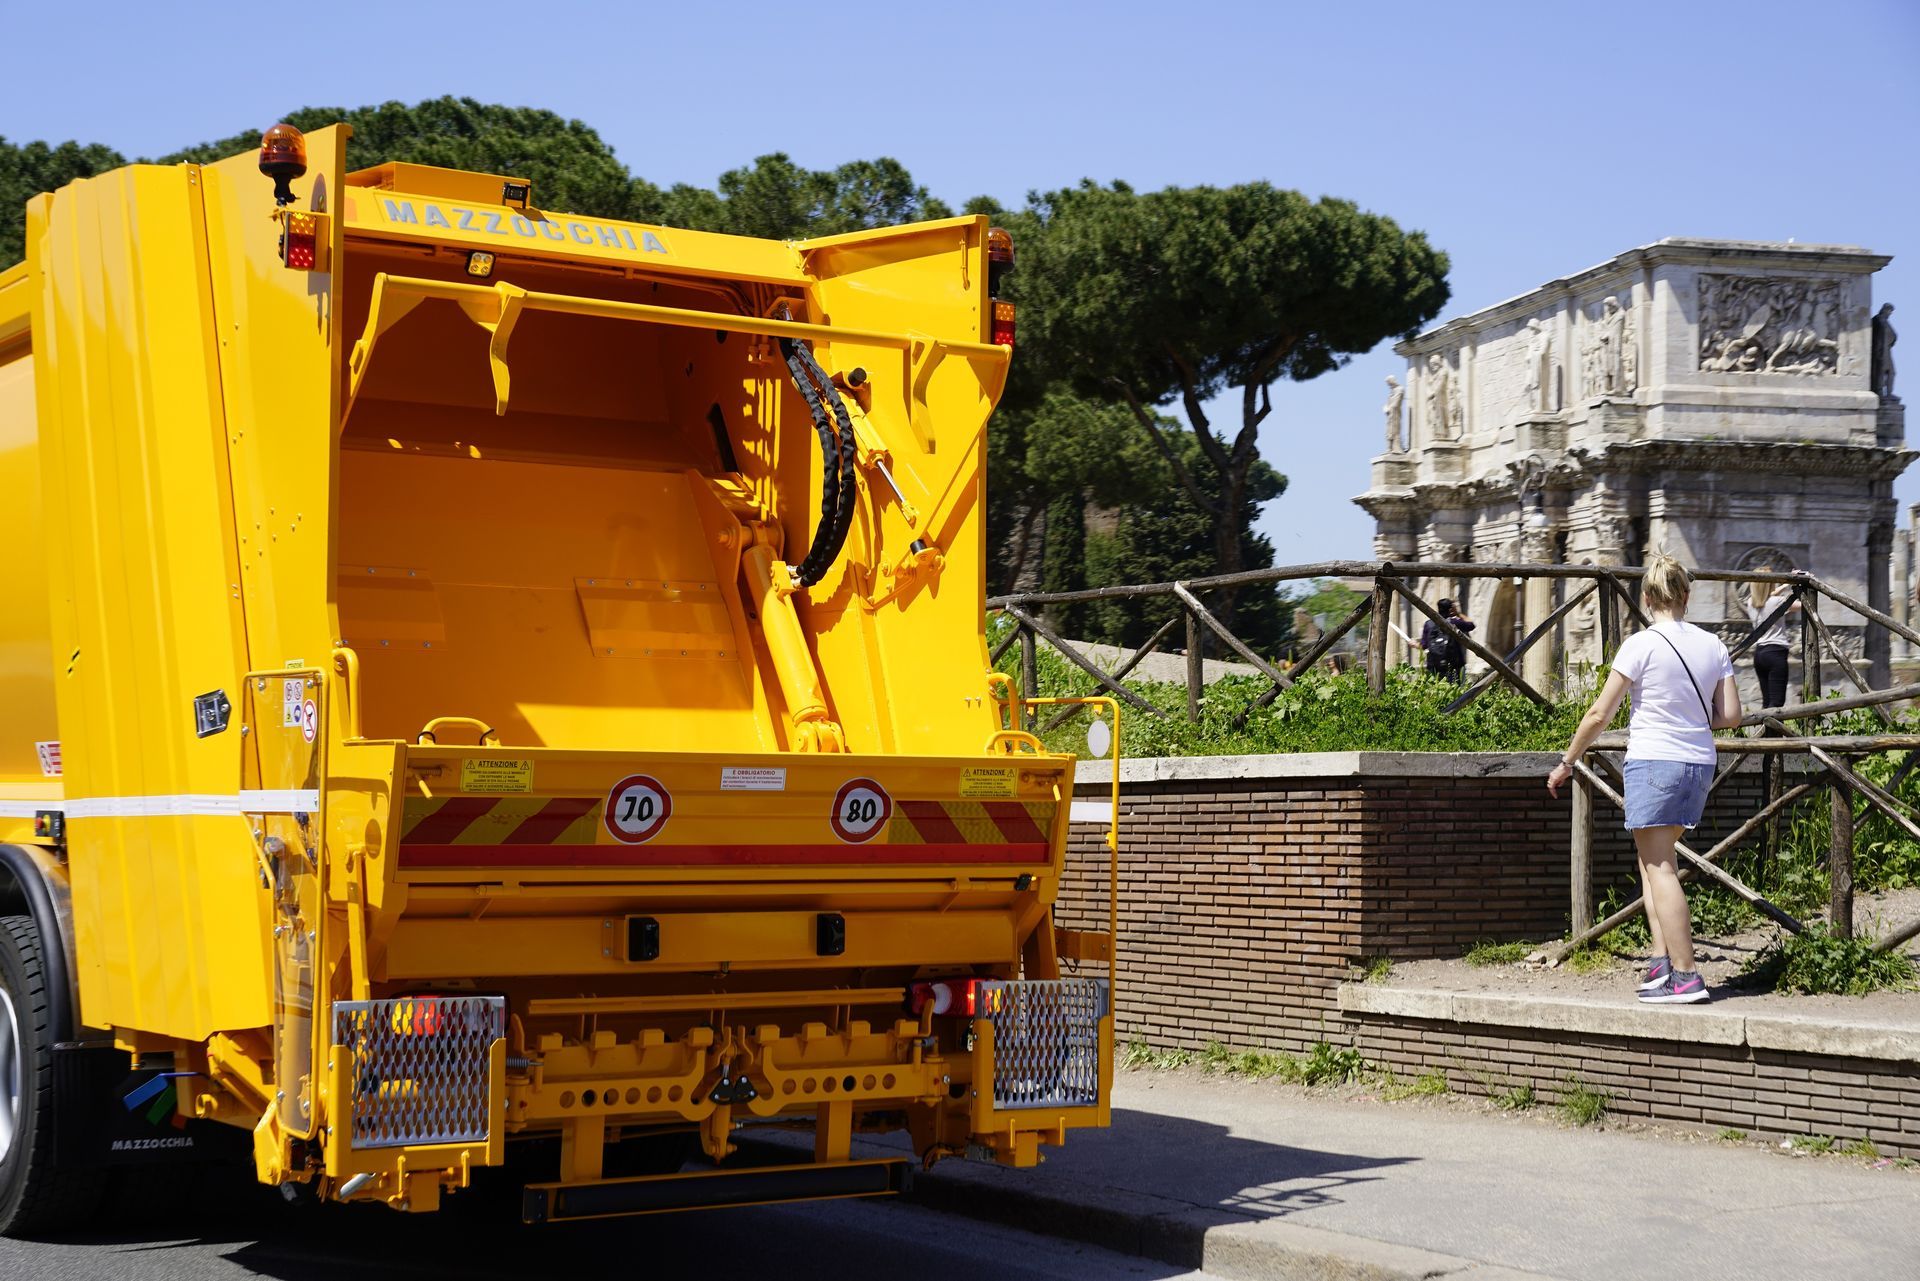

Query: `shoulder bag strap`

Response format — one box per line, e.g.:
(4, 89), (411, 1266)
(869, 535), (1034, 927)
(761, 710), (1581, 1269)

(1650, 628), (1713, 724)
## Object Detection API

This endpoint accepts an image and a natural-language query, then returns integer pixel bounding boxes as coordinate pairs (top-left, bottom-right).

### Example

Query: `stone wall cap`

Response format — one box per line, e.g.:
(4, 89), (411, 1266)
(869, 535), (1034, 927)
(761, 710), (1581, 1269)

(1340, 984), (1920, 1061)
(1074, 752), (1560, 786)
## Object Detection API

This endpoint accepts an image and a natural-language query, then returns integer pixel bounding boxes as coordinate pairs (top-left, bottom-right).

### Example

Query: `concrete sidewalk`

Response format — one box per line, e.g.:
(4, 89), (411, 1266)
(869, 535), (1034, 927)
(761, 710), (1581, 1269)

(870, 1072), (1920, 1281)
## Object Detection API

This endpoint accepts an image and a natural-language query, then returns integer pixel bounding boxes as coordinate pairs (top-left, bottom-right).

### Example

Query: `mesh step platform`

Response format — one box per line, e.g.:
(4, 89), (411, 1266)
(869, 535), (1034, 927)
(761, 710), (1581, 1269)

(976, 978), (1108, 1109)
(332, 995), (505, 1149)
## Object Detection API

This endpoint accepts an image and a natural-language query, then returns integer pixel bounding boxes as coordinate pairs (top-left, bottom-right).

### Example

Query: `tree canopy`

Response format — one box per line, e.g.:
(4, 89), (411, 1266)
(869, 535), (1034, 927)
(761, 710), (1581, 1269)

(0, 138), (126, 265)
(1010, 180), (1450, 621)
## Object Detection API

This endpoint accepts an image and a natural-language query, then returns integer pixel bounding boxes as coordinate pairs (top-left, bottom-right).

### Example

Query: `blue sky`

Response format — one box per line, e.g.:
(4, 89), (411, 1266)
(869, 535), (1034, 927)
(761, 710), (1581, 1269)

(8, 0), (1917, 564)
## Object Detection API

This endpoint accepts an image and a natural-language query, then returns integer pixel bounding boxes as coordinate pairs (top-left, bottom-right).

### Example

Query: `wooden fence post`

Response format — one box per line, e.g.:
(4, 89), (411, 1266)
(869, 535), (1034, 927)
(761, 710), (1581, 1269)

(1803, 594), (1824, 702)
(1571, 773), (1594, 938)
(1019, 624), (1038, 733)
(1830, 776), (1854, 941)
(1367, 582), (1390, 695)
(1185, 608), (1204, 722)
(1598, 576), (1619, 658)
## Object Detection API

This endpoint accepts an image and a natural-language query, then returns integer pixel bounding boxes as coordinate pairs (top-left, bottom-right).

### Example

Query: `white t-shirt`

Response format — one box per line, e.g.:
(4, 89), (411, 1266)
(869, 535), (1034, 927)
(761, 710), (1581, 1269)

(1612, 621), (1735, 765)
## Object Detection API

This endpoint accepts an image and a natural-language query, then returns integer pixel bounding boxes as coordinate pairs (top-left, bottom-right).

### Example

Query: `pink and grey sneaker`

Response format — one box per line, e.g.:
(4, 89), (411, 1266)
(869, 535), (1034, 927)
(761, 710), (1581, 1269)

(1639, 970), (1710, 1004)
(1637, 955), (1671, 993)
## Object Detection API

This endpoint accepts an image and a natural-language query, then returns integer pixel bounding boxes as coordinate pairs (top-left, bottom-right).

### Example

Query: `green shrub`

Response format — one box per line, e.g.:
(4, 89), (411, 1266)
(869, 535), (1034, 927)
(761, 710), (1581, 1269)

(1744, 925), (1918, 996)
(1690, 888), (1757, 937)
(1299, 1041), (1370, 1086)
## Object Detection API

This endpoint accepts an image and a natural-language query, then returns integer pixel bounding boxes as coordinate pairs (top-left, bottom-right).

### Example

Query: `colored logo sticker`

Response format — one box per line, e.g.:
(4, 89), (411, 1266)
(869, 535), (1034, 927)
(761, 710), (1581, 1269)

(605, 774), (672, 844)
(301, 699), (318, 744)
(830, 777), (893, 844)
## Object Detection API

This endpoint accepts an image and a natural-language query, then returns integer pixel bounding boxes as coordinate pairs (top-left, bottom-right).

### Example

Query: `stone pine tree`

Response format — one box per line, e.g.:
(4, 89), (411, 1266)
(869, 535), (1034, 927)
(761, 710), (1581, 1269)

(1013, 180), (1450, 627)
(0, 138), (125, 265)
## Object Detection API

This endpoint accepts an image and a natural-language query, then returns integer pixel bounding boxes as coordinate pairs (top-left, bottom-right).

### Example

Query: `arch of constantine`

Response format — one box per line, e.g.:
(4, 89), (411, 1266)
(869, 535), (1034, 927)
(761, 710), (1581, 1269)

(1356, 238), (1905, 692)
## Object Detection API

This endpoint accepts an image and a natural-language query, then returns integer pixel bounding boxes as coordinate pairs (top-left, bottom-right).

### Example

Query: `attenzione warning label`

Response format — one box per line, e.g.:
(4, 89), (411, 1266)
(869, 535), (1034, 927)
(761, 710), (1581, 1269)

(460, 757), (534, 793)
(959, 766), (1018, 798)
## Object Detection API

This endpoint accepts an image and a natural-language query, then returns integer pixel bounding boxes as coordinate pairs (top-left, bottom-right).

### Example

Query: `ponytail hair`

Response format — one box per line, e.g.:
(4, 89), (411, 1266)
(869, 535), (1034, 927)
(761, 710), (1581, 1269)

(1643, 552), (1692, 613)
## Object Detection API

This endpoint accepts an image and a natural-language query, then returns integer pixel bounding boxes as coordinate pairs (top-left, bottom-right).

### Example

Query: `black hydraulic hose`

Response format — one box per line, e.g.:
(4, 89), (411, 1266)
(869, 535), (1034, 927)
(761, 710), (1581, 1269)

(778, 336), (859, 587)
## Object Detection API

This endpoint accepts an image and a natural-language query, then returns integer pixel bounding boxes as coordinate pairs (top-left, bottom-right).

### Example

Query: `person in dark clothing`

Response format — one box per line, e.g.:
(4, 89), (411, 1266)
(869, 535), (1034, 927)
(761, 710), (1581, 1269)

(1420, 597), (1475, 682)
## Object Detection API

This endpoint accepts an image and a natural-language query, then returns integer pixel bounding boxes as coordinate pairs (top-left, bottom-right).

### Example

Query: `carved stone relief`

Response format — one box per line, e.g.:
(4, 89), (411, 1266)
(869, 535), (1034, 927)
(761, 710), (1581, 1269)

(1582, 296), (1637, 397)
(1698, 275), (1842, 375)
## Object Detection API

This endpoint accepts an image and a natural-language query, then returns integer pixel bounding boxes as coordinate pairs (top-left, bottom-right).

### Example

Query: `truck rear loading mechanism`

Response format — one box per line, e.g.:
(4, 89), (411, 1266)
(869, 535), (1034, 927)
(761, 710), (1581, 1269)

(0, 123), (1119, 1232)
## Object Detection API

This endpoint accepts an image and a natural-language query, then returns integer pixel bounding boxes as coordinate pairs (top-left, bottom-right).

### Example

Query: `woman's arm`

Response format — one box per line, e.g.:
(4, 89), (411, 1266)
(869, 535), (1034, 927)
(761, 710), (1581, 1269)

(1547, 670), (1630, 798)
(1711, 674), (1743, 731)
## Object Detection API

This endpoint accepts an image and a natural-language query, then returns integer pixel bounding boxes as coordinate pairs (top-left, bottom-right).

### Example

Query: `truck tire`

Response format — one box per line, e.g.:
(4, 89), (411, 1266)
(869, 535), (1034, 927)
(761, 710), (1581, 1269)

(0, 914), (104, 1237)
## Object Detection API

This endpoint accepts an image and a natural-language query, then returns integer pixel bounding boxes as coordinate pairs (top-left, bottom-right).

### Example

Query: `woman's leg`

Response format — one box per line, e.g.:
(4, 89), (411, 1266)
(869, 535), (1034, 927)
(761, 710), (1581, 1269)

(1634, 825), (1693, 972)
(1636, 851), (1667, 959)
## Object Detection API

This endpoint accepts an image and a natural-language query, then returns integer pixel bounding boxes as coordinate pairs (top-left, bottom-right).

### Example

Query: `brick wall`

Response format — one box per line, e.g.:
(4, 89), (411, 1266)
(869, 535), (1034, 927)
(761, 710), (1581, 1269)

(1347, 1014), (1920, 1159)
(1052, 752), (1908, 1154)
(1055, 754), (1780, 1054)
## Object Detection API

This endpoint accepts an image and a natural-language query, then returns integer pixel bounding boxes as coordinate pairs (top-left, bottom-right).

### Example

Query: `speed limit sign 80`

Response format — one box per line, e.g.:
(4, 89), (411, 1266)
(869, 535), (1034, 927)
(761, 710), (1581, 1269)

(830, 777), (892, 844)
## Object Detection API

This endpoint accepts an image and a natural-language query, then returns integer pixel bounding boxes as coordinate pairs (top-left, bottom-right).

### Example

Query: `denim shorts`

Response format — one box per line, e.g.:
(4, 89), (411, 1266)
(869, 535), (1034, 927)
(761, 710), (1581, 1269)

(1622, 759), (1713, 830)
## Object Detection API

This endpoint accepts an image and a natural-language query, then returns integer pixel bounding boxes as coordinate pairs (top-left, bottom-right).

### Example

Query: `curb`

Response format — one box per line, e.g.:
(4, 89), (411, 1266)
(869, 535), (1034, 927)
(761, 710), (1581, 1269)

(738, 1131), (1567, 1280)
(897, 1149), (1566, 1281)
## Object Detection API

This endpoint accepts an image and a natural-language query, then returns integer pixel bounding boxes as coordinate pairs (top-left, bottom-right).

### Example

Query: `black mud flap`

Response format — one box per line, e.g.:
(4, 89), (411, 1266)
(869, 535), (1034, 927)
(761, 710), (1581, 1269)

(521, 1157), (910, 1224)
(51, 1046), (248, 1166)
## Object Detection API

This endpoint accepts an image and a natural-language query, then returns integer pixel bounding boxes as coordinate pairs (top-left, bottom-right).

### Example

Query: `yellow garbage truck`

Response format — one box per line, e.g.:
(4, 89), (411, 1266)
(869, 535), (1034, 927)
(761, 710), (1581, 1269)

(0, 123), (1116, 1231)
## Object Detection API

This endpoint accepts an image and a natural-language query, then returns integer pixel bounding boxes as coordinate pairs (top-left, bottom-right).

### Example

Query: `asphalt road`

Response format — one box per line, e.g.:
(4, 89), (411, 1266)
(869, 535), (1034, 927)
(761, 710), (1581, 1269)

(0, 1163), (1213, 1281)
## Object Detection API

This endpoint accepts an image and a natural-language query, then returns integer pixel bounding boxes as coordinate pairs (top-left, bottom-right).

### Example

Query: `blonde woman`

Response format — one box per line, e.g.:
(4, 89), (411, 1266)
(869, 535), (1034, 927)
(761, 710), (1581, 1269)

(1746, 571), (1799, 729)
(1548, 554), (1742, 1003)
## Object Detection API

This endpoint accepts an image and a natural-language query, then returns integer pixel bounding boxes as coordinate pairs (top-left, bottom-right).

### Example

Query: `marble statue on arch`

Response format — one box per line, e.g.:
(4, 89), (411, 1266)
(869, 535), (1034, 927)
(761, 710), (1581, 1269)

(1383, 375), (1405, 452)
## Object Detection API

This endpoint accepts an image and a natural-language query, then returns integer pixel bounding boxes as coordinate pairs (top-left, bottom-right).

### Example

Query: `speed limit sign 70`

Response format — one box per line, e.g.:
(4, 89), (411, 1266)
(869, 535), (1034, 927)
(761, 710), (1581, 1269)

(830, 778), (892, 844)
(604, 774), (672, 844)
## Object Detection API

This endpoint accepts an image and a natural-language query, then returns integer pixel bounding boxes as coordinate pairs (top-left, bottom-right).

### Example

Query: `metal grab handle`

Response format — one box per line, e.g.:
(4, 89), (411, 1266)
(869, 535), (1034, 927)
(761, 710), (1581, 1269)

(416, 716), (500, 746)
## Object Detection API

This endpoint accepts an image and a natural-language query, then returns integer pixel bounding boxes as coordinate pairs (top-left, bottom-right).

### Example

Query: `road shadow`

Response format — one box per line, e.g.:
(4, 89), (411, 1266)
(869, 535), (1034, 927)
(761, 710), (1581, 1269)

(907, 1103), (1416, 1219)
(12, 1107), (1416, 1280)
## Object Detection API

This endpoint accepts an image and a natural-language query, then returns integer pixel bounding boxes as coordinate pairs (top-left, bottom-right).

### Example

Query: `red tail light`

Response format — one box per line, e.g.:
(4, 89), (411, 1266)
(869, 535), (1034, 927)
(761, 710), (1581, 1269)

(991, 300), (1016, 347)
(908, 978), (982, 1017)
(282, 211), (318, 271)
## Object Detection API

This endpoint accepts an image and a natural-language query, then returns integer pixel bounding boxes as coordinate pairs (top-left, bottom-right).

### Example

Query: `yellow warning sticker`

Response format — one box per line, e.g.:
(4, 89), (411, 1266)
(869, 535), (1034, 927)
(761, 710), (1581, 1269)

(461, 757), (534, 793)
(959, 766), (1019, 798)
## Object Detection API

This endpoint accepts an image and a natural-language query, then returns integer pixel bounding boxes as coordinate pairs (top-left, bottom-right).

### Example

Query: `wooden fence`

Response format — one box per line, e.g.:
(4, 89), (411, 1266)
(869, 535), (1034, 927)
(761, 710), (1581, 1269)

(991, 560), (1920, 956)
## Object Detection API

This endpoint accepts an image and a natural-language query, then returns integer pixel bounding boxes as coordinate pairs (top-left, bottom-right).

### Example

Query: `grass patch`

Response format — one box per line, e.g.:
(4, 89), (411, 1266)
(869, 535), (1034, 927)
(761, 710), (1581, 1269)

(1743, 925), (1919, 996)
(1716, 1127), (1748, 1143)
(1557, 1076), (1608, 1126)
(1564, 945), (1618, 974)
(1464, 940), (1531, 967)
(1378, 1068), (1449, 1101)
(1495, 1082), (1537, 1111)
(1121, 1034), (1194, 1071)
(1791, 1134), (1836, 1155)
(1191, 1039), (1370, 1086)
(1841, 1137), (1881, 1159)
(1359, 956), (1394, 985)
